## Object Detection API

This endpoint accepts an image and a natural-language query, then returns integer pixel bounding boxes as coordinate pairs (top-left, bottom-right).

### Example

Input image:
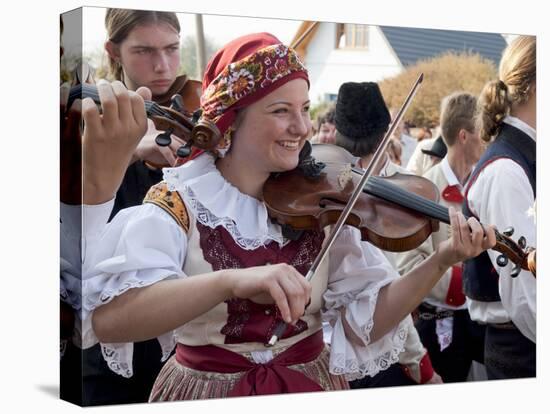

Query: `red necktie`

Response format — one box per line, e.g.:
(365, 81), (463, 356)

(442, 184), (464, 203)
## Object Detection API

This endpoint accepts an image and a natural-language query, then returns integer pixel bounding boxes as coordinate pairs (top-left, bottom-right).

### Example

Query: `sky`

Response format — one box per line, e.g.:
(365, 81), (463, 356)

(67, 6), (303, 60)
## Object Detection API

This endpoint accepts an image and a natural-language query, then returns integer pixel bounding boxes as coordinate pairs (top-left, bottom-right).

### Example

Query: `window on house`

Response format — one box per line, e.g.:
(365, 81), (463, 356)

(324, 93), (338, 102)
(336, 23), (369, 49)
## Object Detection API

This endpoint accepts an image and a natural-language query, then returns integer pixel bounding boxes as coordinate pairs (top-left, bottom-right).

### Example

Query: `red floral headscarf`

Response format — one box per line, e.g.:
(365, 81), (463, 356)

(183, 33), (308, 161)
(200, 32), (309, 140)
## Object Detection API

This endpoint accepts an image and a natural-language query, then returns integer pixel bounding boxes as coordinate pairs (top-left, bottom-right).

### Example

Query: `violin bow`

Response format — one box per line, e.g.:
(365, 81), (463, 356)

(267, 73), (424, 346)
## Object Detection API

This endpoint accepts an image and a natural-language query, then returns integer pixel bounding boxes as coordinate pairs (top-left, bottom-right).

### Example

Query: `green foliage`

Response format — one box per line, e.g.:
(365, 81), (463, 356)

(379, 52), (497, 127)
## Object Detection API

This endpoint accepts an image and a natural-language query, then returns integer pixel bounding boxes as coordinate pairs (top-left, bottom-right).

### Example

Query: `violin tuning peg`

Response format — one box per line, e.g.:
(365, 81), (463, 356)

(510, 265), (521, 278)
(518, 236), (527, 249)
(170, 94), (184, 112)
(503, 226), (514, 237)
(192, 108), (203, 123)
(176, 141), (193, 158)
(155, 128), (173, 147)
(496, 254), (509, 267)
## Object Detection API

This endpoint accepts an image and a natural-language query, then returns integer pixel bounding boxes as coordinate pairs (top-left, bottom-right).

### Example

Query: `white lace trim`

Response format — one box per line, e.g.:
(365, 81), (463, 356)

(83, 273), (149, 312)
(101, 342), (134, 378)
(81, 199), (190, 377)
(324, 280), (408, 381)
(332, 325), (407, 382)
(84, 273), (180, 378)
(83, 266), (183, 376)
(101, 331), (176, 378)
(163, 154), (286, 250)
(183, 187), (285, 250)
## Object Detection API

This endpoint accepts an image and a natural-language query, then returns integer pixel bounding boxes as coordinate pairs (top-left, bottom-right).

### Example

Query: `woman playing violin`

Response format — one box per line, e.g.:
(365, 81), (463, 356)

(463, 35), (536, 379)
(82, 32), (495, 401)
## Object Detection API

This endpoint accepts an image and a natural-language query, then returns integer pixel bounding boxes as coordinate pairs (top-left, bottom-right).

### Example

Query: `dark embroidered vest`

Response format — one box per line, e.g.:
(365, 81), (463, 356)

(197, 223), (325, 345)
(462, 123), (536, 301)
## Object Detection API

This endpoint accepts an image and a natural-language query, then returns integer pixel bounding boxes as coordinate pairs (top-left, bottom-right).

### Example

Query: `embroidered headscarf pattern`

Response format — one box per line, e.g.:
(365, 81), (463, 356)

(201, 44), (307, 128)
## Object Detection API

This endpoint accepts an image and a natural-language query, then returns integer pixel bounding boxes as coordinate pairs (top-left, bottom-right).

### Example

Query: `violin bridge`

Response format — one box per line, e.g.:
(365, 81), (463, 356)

(338, 164), (353, 190)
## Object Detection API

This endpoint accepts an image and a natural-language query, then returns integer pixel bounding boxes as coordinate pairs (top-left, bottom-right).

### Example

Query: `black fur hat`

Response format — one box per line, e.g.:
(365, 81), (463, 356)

(335, 82), (391, 140)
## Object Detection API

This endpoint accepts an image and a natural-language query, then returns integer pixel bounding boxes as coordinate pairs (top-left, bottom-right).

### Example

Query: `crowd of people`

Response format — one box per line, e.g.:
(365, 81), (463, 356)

(60, 8), (536, 406)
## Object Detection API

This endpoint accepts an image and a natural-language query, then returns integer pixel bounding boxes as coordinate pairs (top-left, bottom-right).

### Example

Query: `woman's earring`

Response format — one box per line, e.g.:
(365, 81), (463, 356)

(214, 127), (234, 158)
(222, 127), (234, 149)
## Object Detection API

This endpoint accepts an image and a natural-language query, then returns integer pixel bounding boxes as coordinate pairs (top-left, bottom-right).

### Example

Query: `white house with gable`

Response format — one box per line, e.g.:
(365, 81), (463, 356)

(291, 22), (507, 105)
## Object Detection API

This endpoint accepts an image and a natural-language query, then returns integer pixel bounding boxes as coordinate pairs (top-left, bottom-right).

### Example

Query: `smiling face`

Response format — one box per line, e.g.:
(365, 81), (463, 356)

(106, 22), (180, 96)
(224, 78), (312, 180)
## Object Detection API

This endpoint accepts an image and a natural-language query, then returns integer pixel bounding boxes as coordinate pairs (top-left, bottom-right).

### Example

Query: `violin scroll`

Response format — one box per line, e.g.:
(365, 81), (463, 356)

(71, 84), (223, 157)
(492, 230), (536, 278)
(153, 94), (222, 155)
(153, 94), (222, 152)
(191, 117), (222, 149)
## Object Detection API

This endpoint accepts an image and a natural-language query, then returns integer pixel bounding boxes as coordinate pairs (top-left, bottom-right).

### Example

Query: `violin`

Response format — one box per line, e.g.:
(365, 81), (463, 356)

(149, 75), (202, 109)
(67, 83), (222, 159)
(143, 75), (205, 165)
(264, 142), (536, 278)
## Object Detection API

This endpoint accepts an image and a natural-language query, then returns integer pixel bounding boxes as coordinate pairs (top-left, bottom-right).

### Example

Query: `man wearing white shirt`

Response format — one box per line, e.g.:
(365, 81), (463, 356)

(397, 92), (486, 382)
(462, 35), (536, 379)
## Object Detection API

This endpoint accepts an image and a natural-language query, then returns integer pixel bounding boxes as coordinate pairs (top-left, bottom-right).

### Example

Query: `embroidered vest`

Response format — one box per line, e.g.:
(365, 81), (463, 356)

(143, 182), (327, 348)
(462, 124), (536, 301)
(197, 222), (324, 345)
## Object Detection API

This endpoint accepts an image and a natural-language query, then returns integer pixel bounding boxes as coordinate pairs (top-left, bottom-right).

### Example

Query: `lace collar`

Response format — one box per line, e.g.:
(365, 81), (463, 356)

(163, 154), (285, 250)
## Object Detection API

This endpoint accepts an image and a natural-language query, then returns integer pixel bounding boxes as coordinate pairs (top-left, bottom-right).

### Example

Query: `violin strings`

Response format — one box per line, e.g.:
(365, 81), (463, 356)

(365, 177), (450, 223)
(346, 166), (450, 223)
(350, 165), (447, 221)
(377, 180), (450, 222)
(334, 165), (450, 222)
(367, 179), (521, 255)
(69, 84), (170, 119)
(364, 177), (437, 217)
